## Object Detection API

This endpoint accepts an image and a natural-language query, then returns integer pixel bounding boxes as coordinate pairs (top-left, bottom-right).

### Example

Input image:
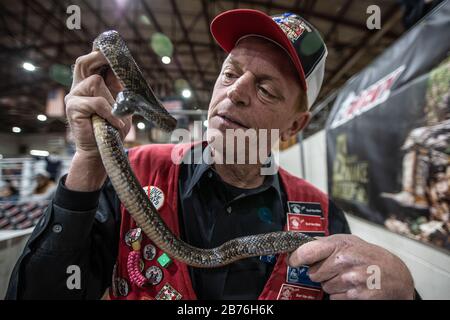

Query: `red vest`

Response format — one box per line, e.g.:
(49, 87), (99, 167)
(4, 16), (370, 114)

(107, 143), (329, 300)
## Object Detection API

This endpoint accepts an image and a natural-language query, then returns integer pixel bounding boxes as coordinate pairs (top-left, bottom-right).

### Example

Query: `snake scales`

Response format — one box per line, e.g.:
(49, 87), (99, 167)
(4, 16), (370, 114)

(91, 30), (314, 268)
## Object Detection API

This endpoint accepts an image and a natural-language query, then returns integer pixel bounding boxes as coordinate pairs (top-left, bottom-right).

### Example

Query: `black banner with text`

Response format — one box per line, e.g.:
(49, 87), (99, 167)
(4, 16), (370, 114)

(326, 1), (450, 251)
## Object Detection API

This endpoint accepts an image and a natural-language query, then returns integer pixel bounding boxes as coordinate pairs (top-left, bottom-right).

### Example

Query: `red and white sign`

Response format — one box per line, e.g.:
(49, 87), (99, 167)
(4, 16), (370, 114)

(330, 65), (405, 129)
(287, 213), (324, 232)
(277, 284), (323, 300)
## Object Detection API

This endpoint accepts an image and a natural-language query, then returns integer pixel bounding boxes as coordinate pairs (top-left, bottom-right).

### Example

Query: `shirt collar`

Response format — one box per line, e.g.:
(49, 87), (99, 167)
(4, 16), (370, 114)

(184, 144), (283, 200)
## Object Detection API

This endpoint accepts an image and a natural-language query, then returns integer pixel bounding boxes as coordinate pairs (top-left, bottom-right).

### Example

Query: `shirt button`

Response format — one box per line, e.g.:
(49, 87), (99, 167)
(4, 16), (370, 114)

(226, 206), (232, 214)
(52, 224), (63, 233)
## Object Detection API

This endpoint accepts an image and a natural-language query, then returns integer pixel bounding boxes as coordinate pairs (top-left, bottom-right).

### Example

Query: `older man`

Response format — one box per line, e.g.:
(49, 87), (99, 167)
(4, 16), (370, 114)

(7, 9), (416, 300)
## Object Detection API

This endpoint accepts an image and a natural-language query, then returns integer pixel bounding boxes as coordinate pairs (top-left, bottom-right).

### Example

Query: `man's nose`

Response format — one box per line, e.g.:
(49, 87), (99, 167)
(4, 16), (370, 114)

(226, 71), (253, 106)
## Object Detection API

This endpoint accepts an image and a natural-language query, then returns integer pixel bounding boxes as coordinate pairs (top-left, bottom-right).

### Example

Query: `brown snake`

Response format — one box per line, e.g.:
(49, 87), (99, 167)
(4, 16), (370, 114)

(91, 30), (314, 268)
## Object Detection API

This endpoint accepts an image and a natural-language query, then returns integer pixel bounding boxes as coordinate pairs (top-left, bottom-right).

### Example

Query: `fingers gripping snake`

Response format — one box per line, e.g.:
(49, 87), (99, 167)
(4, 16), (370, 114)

(92, 30), (314, 268)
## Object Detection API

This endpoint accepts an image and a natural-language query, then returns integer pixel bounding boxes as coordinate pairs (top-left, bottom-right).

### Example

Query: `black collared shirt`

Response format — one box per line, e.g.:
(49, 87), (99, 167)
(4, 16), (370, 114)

(178, 147), (289, 299)
(6, 146), (350, 300)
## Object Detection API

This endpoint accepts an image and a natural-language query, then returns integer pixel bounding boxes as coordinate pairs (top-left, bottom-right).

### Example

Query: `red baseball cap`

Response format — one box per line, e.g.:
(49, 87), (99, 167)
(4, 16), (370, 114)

(211, 9), (328, 108)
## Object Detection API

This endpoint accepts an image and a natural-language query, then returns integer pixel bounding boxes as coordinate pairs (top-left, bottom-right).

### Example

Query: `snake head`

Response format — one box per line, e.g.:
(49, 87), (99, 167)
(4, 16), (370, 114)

(112, 90), (142, 118)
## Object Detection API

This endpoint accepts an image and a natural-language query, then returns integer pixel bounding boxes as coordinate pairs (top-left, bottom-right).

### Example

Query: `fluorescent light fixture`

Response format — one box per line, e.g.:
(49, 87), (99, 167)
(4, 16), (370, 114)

(12, 127), (21, 133)
(37, 114), (47, 121)
(30, 150), (49, 157)
(23, 62), (36, 71)
(161, 56), (171, 64)
(137, 122), (146, 130)
(182, 89), (192, 99)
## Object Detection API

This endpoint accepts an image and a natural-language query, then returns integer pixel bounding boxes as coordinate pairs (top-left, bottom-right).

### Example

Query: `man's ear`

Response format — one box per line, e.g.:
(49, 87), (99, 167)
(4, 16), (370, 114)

(280, 111), (311, 141)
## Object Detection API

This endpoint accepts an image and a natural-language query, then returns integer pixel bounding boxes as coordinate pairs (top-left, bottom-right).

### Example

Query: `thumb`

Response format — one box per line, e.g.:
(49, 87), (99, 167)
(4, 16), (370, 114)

(288, 237), (336, 267)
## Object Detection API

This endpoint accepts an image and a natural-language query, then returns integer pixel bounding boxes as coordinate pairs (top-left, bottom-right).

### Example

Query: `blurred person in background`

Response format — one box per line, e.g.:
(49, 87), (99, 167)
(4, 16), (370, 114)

(0, 180), (19, 201)
(30, 170), (57, 201)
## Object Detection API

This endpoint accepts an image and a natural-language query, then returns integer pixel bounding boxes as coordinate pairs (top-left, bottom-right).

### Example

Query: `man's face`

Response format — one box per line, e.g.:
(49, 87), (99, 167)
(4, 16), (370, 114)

(207, 36), (310, 162)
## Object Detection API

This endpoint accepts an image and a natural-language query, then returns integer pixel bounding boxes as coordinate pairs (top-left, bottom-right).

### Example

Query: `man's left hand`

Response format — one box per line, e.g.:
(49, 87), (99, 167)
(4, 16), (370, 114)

(288, 234), (415, 299)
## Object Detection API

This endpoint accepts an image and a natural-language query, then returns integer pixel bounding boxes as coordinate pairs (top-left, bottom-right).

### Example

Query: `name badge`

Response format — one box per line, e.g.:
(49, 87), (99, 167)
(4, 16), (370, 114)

(287, 213), (324, 233)
(287, 266), (321, 288)
(287, 201), (323, 217)
(277, 283), (323, 300)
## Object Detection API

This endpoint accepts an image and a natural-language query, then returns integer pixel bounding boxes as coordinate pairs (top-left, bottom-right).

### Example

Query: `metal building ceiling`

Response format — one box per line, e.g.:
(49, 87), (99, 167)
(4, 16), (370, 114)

(0, 0), (406, 135)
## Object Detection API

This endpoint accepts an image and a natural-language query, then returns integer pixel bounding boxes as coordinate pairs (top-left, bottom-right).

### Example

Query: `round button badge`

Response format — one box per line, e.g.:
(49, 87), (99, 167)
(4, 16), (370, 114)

(117, 278), (129, 297)
(125, 228), (142, 246)
(143, 244), (157, 261)
(142, 186), (165, 210)
(145, 266), (163, 285)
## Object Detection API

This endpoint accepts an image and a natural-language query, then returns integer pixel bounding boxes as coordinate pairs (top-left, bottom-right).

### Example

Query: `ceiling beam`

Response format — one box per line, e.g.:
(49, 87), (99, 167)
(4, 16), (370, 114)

(35, 1), (60, 38)
(0, 4), (63, 62)
(170, 0), (208, 88)
(186, 9), (204, 33)
(80, 0), (162, 86)
(140, 0), (203, 104)
(30, 0), (90, 49)
(323, 6), (403, 96)
(201, 0), (221, 72)
(324, 0), (353, 42)
(220, 0), (400, 39)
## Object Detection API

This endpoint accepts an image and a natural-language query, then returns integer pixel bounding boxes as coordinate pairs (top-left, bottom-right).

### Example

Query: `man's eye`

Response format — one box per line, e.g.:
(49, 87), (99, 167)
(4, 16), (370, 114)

(223, 72), (234, 78)
(258, 86), (275, 98)
(222, 71), (236, 84)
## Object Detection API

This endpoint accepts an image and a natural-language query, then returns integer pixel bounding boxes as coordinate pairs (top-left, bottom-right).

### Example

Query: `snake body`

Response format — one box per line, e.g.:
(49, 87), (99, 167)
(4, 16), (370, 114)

(92, 30), (314, 268)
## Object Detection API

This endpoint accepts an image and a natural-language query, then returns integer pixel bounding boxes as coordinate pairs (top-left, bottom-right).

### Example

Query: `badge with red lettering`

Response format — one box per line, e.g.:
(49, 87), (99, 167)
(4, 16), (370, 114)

(287, 201), (323, 216)
(287, 213), (324, 233)
(155, 283), (182, 300)
(277, 283), (323, 300)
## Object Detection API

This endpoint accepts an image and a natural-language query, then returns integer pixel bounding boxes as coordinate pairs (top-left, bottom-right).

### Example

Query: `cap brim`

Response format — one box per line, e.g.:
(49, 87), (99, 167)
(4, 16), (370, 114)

(210, 9), (307, 90)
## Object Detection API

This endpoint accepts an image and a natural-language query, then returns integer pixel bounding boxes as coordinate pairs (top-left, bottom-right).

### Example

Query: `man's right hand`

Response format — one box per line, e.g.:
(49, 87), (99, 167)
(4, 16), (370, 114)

(65, 50), (132, 192)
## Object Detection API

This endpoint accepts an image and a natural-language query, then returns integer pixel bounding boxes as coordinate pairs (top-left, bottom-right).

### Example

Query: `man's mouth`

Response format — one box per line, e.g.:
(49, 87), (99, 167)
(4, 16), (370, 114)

(216, 114), (248, 129)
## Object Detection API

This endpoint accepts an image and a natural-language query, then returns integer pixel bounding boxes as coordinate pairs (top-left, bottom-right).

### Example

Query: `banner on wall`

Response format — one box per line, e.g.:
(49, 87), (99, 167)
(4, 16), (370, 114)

(326, 1), (450, 251)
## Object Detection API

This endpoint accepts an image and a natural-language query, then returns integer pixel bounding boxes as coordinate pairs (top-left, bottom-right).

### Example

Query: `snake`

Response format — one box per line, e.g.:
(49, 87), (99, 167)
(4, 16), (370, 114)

(91, 30), (314, 268)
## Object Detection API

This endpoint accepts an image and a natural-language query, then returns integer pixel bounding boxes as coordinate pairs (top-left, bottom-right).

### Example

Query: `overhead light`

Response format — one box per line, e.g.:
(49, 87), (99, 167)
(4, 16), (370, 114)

(137, 122), (146, 130)
(203, 120), (208, 127)
(115, 0), (128, 9)
(161, 56), (171, 64)
(30, 149), (49, 157)
(23, 62), (36, 72)
(12, 127), (21, 133)
(182, 89), (192, 99)
(37, 114), (47, 121)
(140, 14), (151, 25)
